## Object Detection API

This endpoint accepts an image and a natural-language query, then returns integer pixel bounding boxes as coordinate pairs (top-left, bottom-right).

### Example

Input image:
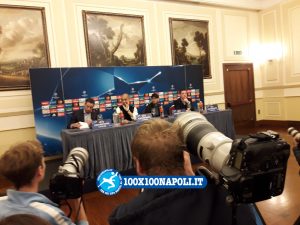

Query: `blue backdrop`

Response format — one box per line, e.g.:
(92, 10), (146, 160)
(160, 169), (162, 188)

(29, 65), (204, 156)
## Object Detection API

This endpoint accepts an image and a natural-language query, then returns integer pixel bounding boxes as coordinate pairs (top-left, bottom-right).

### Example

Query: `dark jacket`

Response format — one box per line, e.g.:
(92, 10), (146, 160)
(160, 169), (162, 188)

(173, 98), (194, 111)
(109, 183), (257, 225)
(119, 105), (135, 121)
(294, 145), (300, 166)
(144, 103), (160, 117)
(67, 109), (99, 128)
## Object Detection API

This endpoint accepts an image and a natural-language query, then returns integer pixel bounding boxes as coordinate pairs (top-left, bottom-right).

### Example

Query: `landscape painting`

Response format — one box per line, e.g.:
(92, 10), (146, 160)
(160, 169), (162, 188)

(83, 11), (146, 67)
(0, 6), (50, 90)
(170, 18), (211, 79)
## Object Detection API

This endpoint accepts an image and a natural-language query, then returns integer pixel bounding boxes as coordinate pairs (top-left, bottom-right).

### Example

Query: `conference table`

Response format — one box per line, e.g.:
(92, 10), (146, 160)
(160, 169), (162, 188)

(61, 110), (235, 179)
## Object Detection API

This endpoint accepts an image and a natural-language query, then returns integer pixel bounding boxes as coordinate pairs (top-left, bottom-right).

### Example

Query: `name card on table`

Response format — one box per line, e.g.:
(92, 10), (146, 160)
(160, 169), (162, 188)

(206, 104), (219, 112)
(92, 119), (113, 129)
(136, 113), (152, 122)
(173, 109), (186, 117)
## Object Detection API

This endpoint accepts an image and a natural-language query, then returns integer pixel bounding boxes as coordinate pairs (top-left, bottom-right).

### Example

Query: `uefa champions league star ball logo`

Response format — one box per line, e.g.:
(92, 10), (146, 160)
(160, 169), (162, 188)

(53, 92), (59, 99)
(96, 169), (122, 195)
(82, 90), (88, 97)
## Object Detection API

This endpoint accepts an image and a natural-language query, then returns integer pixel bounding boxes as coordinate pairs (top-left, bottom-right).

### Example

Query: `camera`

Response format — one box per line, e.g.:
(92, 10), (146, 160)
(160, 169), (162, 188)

(175, 112), (290, 203)
(50, 147), (89, 203)
(288, 127), (300, 169)
(288, 127), (300, 144)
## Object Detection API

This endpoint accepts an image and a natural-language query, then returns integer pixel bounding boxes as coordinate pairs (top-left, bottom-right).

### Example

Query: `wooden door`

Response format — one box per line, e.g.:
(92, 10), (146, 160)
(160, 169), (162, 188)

(223, 63), (256, 129)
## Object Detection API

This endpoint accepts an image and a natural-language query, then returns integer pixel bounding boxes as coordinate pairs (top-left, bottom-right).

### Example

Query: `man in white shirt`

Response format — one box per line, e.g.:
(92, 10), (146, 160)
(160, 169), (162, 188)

(116, 93), (138, 122)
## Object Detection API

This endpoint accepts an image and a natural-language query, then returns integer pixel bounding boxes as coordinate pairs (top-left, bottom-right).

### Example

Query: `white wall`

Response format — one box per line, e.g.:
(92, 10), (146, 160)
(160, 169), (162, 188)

(257, 0), (300, 121)
(0, 0), (299, 152)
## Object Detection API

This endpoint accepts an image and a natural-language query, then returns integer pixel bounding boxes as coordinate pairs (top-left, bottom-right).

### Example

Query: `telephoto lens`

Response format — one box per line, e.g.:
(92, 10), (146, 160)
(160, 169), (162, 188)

(288, 127), (300, 143)
(58, 147), (89, 176)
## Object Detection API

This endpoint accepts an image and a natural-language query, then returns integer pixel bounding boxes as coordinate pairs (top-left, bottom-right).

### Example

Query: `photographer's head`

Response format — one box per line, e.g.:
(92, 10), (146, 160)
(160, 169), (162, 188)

(0, 214), (51, 225)
(0, 140), (45, 190)
(131, 119), (193, 176)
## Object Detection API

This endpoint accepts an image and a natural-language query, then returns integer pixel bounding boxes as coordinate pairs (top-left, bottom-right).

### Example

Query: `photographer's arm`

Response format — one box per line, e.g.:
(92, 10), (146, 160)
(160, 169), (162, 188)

(67, 198), (89, 225)
(294, 145), (300, 166)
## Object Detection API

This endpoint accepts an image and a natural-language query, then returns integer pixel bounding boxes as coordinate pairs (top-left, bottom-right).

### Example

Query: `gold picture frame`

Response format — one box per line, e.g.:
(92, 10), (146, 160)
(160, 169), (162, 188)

(0, 5), (51, 90)
(170, 18), (211, 79)
(83, 11), (147, 67)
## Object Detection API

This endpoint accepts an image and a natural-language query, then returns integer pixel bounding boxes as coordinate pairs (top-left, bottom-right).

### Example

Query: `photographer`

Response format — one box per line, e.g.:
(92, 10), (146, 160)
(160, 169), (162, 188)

(0, 140), (89, 225)
(289, 128), (300, 170)
(288, 128), (300, 225)
(109, 119), (256, 225)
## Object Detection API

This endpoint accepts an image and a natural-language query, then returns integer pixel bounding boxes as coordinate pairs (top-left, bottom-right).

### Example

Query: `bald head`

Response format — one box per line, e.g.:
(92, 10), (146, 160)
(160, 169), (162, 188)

(121, 93), (130, 106)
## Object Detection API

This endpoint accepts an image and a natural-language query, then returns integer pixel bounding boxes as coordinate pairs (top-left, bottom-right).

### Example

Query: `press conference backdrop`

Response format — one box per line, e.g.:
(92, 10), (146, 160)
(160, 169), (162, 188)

(29, 65), (204, 156)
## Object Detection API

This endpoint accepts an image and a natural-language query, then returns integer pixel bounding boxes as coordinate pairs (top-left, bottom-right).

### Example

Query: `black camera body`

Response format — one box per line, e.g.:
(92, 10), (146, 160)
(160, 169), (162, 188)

(221, 132), (290, 203)
(50, 173), (84, 204)
(175, 112), (291, 204)
(49, 147), (88, 204)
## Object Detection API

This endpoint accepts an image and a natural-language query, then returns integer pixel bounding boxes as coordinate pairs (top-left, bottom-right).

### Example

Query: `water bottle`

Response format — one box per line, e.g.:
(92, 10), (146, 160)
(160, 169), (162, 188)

(113, 110), (119, 124)
(159, 105), (164, 118)
(198, 101), (204, 113)
(119, 111), (124, 125)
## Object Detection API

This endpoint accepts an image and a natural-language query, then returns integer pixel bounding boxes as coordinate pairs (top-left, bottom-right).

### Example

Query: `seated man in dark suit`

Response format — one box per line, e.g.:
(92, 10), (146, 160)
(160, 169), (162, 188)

(143, 93), (160, 117)
(68, 98), (99, 129)
(116, 93), (138, 122)
(173, 89), (194, 111)
(109, 119), (256, 225)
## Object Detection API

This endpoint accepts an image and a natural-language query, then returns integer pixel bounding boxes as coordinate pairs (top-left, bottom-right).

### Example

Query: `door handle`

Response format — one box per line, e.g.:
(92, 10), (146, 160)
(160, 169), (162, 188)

(226, 102), (232, 108)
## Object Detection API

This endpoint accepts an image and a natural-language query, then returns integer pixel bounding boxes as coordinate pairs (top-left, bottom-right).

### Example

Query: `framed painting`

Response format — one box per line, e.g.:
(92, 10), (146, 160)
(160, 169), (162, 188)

(83, 11), (146, 67)
(0, 5), (50, 90)
(169, 18), (211, 79)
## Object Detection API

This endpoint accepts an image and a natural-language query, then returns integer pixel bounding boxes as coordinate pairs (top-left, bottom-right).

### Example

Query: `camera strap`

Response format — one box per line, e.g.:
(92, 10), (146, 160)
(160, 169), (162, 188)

(71, 154), (80, 174)
(61, 155), (80, 175)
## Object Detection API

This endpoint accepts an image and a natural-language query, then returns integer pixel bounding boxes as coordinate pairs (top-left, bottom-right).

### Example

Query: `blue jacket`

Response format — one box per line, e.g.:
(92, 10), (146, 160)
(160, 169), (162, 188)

(0, 189), (88, 225)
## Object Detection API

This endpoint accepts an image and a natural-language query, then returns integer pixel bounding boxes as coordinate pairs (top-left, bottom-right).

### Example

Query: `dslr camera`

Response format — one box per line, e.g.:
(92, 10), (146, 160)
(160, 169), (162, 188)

(49, 147), (89, 203)
(175, 112), (290, 203)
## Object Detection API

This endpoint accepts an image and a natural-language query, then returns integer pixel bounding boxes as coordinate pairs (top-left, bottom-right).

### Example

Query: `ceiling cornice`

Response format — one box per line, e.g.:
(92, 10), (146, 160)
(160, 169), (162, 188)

(152, 0), (284, 10)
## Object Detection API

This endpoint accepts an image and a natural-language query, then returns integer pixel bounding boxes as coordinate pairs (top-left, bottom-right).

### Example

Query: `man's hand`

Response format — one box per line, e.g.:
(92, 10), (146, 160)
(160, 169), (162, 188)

(70, 122), (81, 129)
(183, 98), (191, 110)
(64, 198), (88, 223)
(123, 105), (133, 117)
(183, 98), (190, 104)
(86, 119), (92, 126)
(123, 104), (129, 111)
